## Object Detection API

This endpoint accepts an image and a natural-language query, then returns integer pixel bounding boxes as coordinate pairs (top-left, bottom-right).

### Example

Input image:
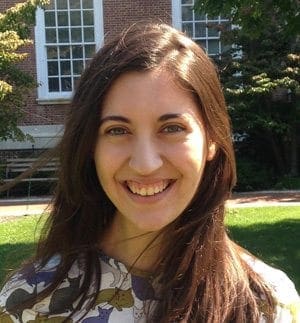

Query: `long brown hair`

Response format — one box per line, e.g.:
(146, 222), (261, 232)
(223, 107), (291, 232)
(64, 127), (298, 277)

(3, 23), (275, 322)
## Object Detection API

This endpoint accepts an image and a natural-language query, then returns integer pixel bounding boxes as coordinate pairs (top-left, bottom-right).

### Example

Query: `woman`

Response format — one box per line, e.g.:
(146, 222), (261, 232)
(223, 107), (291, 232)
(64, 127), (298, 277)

(0, 22), (299, 323)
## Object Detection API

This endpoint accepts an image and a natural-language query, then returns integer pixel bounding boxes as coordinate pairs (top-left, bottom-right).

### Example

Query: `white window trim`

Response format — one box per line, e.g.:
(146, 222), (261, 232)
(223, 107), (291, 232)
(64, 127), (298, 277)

(35, 0), (104, 104)
(172, 0), (182, 30)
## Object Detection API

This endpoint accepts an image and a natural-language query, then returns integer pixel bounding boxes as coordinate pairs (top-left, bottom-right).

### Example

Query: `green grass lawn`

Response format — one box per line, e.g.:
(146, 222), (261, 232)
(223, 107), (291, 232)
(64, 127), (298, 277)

(226, 206), (300, 291)
(0, 215), (45, 285)
(0, 206), (299, 292)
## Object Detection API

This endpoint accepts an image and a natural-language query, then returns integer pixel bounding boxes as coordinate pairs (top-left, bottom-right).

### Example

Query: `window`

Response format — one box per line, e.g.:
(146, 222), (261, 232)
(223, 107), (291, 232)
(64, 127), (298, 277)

(172, 0), (229, 56)
(35, 0), (103, 103)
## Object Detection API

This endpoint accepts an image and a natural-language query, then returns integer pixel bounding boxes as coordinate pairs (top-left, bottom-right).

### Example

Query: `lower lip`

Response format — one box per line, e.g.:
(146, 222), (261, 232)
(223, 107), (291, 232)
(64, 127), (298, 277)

(123, 181), (176, 204)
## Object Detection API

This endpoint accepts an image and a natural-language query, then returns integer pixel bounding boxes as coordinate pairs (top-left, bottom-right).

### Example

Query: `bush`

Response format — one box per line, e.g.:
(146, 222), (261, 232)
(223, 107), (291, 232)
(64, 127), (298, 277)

(235, 157), (275, 191)
(273, 176), (300, 190)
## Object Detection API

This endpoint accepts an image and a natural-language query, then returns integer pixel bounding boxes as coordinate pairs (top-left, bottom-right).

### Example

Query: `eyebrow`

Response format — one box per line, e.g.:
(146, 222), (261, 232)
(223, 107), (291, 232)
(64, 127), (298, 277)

(100, 113), (183, 125)
(158, 113), (182, 122)
(100, 115), (130, 125)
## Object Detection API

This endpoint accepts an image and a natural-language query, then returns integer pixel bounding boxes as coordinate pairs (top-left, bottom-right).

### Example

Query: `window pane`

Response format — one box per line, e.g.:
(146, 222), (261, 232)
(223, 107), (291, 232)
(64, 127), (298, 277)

(73, 60), (83, 74)
(72, 45), (83, 58)
(49, 78), (59, 91)
(48, 61), (58, 75)
(195, 23), (206, 37)
(182, 0), (192, 4)
(84, 27), (94, 42)
(207, 40), (219, 55)
(47, 46), (58, 59)
(57, 0), (68, 9)
(70, 11), (81, 25)
(195, 11), (206, 21)
(45, 11), (56, 27)
(57, 11), (68, 26)
(82, 0), (93, 9)
(182, 23), (193, 38)
(196, 40), (207, 51)
(46, 29), (57, 43)
(59, 46), (70, 58)
(207, 15), (219, 20)
(85, 44), (95, 58)
(61, 77), (72, 91)
(208, 25), (219, 37)
(70, 0), (81, 9)
(71, 28), (82, 42)
(182, 6), (193, 21)
(60, 61), (71, 75)
(58, 28), (69, 42)
(83, 10), (94, 25)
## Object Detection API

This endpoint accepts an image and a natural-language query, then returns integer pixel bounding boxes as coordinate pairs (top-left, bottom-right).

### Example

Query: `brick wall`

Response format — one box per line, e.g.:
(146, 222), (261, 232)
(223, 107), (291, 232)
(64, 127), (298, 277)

(2, 0), (173, 126)
(103, 0), (172, 41)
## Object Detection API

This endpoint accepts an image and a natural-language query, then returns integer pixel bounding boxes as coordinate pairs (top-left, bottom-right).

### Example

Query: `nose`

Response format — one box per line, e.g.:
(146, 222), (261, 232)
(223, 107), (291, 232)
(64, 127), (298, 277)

(128, 138), (163, 175)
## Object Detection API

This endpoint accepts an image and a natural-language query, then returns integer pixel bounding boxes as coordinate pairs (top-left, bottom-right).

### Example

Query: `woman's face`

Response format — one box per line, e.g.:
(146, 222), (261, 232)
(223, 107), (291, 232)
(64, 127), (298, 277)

(94, 69), (215, 236)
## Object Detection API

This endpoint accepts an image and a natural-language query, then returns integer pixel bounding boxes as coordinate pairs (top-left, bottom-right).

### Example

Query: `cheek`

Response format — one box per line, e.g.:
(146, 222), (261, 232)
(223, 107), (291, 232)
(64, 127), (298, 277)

(94, 141), (128, 182)
(181, 134), (207, 170)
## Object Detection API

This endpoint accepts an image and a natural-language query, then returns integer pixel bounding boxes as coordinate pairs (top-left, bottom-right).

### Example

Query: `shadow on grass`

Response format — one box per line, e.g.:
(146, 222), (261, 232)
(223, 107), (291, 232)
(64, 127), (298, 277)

(0, 243), (36, 286)
(1, 220), (299, 293)
(228, 218), (300, 292)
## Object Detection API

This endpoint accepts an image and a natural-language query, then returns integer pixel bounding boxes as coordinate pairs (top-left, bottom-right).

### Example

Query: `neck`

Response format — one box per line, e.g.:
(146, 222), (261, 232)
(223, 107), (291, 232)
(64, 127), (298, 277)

(99, 214), (163, 272)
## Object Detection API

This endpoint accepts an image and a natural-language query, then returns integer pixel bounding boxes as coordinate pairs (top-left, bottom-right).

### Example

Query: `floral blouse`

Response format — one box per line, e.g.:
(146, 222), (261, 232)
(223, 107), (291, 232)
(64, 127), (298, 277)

(0, 251), (299, 322)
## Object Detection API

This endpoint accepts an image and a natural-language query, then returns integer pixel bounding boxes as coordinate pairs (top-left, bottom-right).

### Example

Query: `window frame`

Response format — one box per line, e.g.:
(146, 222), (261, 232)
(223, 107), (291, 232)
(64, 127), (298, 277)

(35, 0), (104, 104)
(172, 0), (229, 57)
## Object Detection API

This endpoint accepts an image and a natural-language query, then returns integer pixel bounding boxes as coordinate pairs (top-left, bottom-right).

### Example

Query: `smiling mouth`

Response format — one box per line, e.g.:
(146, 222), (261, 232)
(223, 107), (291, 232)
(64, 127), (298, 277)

(125, 180), (173, 196)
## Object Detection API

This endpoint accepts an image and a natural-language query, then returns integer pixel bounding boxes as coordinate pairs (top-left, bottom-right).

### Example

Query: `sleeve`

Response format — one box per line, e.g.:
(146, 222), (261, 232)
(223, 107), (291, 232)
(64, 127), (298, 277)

(0, 255), (61, 322)
(269, 270), (300, 323)
(0, 271), (38, 322)
(244, 255), (300, 323)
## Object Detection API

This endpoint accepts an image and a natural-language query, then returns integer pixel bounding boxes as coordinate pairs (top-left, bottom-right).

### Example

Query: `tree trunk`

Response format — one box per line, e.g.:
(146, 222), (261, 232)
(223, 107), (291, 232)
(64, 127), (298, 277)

(264, 130), (286, 175)
(289, 125), (299, 176)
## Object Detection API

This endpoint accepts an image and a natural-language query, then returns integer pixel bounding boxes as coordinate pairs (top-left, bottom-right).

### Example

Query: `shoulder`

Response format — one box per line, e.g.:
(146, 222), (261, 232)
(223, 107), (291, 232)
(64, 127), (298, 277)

(0, 255), (61, 321)
(0, 254), (61, 295)
(242, 253), (300, 323)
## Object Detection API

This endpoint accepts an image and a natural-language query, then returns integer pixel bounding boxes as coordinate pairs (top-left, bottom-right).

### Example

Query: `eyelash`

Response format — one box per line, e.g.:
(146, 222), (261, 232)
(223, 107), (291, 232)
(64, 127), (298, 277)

(105, 127), (129, 136)
(161, 124), (185, 133)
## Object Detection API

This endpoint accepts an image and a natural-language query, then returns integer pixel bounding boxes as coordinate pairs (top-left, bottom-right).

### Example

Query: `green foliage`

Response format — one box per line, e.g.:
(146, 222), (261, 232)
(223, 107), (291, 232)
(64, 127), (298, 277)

(195, 0), (300, 180)
(194, 0), (300, 39)
(0, 0), (49, 141)
(0, 0), (49, 38)
(235, 157), (274, 191)
(273, 176), (300, 190)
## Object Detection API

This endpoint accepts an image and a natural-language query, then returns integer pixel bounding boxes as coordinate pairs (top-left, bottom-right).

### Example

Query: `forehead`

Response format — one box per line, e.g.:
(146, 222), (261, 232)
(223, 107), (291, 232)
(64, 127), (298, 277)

(101, 69), (202, 121)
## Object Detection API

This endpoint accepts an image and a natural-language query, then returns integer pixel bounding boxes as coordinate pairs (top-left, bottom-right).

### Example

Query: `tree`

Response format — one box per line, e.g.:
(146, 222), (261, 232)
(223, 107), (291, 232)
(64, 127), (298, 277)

(194, 0), (300, 185)
(0, 0), (49, 141)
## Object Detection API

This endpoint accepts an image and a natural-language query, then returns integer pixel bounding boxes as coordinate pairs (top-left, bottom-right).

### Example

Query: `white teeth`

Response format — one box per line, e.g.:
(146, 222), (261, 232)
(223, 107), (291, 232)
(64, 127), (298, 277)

(126, 180), (170, 196)
(147, 187), (155, 196)
(140, 188), (147, 196)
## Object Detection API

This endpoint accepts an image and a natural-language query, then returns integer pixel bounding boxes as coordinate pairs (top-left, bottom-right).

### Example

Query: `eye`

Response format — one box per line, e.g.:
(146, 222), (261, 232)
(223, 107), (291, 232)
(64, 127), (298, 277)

(161, 124), (185, 133)
(106, 127), (129, 136)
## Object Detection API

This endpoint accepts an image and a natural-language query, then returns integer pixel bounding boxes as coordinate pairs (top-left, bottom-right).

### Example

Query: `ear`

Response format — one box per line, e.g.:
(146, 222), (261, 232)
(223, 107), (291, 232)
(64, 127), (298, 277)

(207, 141), (217, 161)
